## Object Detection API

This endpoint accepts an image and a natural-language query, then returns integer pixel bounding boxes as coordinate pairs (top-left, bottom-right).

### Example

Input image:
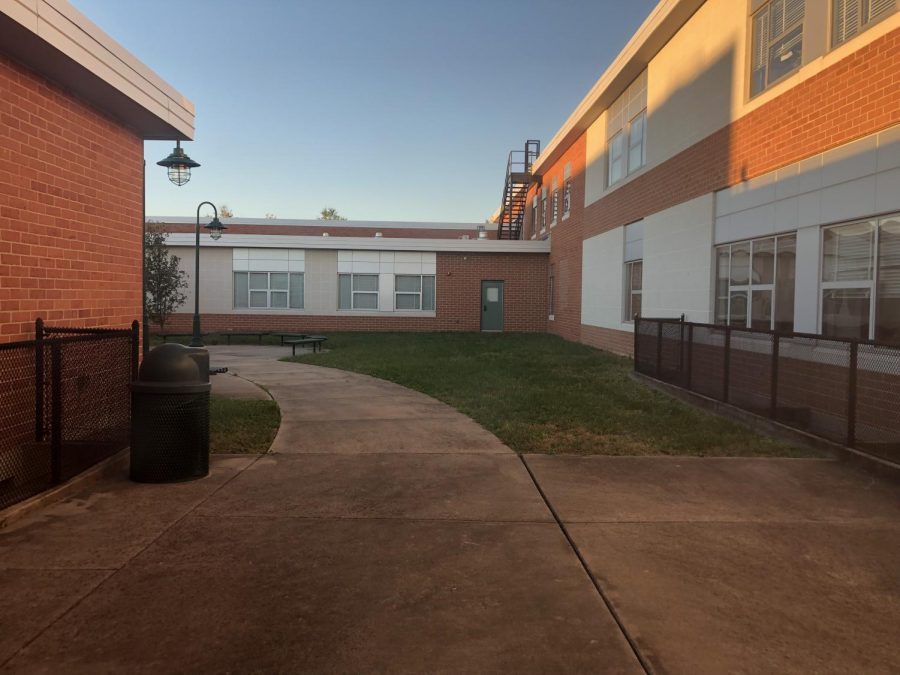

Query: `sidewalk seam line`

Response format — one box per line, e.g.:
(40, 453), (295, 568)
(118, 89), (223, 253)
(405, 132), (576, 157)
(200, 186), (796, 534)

(518, 454), (654, 675)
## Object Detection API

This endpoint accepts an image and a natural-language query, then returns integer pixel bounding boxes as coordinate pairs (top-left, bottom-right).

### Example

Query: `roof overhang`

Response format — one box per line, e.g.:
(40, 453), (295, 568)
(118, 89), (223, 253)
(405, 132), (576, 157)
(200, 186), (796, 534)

(165, 234), (551, 254)
(153, 217), (498, 231)
(531, 0), (705, 175)
(0, 0), (194, 140)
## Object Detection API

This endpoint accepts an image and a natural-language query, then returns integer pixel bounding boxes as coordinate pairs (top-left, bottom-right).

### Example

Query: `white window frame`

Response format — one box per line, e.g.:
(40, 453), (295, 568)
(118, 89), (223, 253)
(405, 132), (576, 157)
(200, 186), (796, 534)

(750, 0), (805, 98)
(394, 274), (436, 311)
(715, 234), (795, 331)
(624, 260), (642, 322)
(550, 189), (559, 227)
(608, 132), (625, 186)
(235, 271), (303, 310)
(608, 111), (647, 187)
(832, 0), (897, 48)
(562, 181), (571, 220)
(540, 190), (547, 232)
(531, 197), (538, 237)
(338, 273), (379, 310)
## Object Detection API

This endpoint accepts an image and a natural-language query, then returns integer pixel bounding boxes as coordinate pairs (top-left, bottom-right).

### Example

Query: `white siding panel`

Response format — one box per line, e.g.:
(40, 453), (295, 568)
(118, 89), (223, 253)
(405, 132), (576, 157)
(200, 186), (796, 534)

(875, 167), (900, 214)
(877, 124), (900, 171)
(581, 228), (626, 330)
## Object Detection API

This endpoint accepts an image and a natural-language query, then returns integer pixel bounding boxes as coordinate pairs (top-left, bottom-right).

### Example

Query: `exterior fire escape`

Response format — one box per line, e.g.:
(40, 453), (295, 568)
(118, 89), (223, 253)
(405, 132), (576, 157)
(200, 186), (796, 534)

(497, 140), (541, 240)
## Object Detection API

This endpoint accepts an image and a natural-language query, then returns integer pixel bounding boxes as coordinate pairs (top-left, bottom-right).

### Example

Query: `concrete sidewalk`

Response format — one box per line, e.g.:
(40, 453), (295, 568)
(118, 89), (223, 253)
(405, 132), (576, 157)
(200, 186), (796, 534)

(1, 346), (898, 673)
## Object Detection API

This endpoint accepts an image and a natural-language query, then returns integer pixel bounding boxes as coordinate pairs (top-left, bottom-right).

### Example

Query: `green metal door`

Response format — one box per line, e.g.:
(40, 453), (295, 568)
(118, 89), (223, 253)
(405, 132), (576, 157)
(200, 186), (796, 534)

(481, 281), (504, 332)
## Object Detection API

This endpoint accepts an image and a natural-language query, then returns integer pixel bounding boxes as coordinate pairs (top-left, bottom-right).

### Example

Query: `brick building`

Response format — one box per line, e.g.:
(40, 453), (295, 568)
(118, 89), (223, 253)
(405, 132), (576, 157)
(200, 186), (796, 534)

(500, 0), (900, 354)
(0, 0), (194, 343)
(155, 218), (549, 334)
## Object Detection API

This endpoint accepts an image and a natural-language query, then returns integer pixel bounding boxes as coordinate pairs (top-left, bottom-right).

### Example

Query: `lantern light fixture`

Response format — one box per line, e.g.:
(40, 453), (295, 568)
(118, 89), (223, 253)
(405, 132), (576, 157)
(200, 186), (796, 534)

(157, 140), (200, 186)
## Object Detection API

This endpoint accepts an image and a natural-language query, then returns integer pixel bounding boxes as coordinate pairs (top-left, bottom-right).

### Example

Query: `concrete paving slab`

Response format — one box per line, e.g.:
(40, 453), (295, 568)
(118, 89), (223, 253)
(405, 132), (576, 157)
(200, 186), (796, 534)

(194, 453), (553, 522)
(4, 518), (643, 674)
(271, 417), (509, 454)
(0, 456), (257, 570)
(568, 521), (900, 675)
(525, 455), (900, 523)
(209, 373), (270, 400)
(0, 569), (110, 664)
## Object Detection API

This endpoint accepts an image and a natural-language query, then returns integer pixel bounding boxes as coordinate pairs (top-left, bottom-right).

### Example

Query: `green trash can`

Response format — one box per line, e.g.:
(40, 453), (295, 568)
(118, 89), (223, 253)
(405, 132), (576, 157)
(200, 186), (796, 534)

(130, 343), (211, 482)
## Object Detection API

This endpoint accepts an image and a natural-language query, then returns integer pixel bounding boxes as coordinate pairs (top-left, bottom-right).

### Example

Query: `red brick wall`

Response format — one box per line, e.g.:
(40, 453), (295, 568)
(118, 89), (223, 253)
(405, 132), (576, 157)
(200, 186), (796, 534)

(160, 251), (548, 334)
(0, 54), (143, 343)
(581, 324), (633, 356)
(160, 223), (494, 240)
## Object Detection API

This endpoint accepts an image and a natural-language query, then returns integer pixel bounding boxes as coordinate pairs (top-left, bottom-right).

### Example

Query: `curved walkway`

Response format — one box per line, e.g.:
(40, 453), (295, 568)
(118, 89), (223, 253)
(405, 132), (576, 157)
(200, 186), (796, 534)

(2, 346), (897, 673)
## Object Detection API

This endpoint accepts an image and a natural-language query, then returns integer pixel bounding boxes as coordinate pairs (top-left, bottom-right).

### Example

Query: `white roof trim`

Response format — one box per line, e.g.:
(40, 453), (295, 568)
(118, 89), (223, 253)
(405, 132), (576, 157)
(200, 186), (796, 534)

(1, 0), (194, 138)
(164, 234), (549, 253)
(152, 217), (499, 231)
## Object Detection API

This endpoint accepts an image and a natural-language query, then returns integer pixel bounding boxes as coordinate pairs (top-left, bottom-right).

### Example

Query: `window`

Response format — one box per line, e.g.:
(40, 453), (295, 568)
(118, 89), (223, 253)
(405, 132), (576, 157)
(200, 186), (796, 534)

(233, 272), (303, 309)
(715, 234), (796, 332)
(624, 221), (643, 321)
(395, 275), (436, 311)
(607, 71), (647, 187)
(821, 215), (900, 342)
(338, 273), (378, 310)
(562, 181), (571, 219)
(540, 188), (547, 230)
(625, 261), (642, 320)
(548, 264), (555, 316)
(531, 196), (538, 237)
(833, 0), (897, 47)
(751, 0), (805, 97)
(551, 189), (559, 226)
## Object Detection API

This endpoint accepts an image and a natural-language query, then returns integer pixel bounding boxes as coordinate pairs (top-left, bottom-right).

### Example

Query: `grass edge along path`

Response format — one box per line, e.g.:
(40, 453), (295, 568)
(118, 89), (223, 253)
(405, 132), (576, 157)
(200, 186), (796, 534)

(210, 397), (280, 454)
(284, 332), (814, 457)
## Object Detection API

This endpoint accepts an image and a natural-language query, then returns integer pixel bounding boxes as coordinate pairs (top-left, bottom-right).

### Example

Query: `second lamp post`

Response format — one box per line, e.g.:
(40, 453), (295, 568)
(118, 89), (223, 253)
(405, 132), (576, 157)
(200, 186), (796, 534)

(190, 202), (226, 347)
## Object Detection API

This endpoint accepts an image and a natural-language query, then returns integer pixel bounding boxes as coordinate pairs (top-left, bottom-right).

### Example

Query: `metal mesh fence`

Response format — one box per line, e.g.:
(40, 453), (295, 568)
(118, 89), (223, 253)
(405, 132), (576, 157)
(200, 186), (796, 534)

(635, 317), (900, 464)
(0, 321), (137, 511)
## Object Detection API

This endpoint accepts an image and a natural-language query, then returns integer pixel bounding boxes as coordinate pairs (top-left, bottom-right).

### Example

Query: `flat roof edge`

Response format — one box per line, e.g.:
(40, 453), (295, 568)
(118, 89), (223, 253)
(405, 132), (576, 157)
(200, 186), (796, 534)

(164, 234), (550, 253)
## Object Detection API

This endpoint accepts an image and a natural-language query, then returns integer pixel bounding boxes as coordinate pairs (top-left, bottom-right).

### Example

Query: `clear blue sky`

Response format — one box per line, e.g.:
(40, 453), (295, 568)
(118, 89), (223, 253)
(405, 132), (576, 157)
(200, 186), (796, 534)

(72, 0), (657, 222)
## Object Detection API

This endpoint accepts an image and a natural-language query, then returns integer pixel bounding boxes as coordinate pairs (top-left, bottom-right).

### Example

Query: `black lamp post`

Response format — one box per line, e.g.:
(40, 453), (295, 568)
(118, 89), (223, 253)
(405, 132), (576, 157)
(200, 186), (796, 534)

(190, 202), (227, 347)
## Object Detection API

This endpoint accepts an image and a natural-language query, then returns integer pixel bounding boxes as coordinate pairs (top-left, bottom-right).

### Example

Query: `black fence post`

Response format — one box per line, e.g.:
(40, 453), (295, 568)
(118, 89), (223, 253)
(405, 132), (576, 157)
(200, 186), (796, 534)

(679, 314), (685, 384)
(770, 333), (779, 419)
(35, 318), (44, 442)
(847, 340), (858, 448)
(723, 325), (731, 403)
(656, 320), (663, 378)
(686, 323), (694, 391)
(50, 340), (62, 485)
(131, 320), (140, 381)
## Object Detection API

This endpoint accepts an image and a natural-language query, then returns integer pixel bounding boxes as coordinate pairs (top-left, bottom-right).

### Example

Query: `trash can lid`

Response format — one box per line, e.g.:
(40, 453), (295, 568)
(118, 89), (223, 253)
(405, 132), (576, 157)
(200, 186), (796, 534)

(139, 343), (207, 383)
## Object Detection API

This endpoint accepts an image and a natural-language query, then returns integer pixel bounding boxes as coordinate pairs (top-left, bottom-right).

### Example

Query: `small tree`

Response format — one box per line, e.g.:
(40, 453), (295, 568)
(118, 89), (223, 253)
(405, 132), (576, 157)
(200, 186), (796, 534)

(219, 204), (234, 218)
(144, 225), (187, 331)
(319, 207), (347, 221)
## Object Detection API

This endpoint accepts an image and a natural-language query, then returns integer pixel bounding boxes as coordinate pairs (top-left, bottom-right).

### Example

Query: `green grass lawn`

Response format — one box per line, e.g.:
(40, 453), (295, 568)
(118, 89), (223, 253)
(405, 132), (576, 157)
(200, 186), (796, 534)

(210, 397), (280, 454)
(285, 332), (813, 457)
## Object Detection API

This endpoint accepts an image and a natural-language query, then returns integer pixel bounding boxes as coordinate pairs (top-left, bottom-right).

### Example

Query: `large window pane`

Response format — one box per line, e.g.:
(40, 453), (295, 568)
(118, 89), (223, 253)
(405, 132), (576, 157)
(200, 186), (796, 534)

(338, 274), (351, 309)
(395, 275), (421, 293)
(631, 261), (643, 291)
(768, 24), (802, 84)
(353, 274), (378, 292)
(270, 273), (289, 290)
(609, 132), (625, 185)
(249, 272), (268, 290)
(249, 291), (268, 308)
(395, 294), (420, 310)
(270, 291), (288, 308)
(823, 221), (875, 281)
(730, 291), (748, 328)
(233, 272), (248, 309)
(289, 273), (304, 309)
(877, 218), (900, 343)
(353, 293), (378, 310)
(423, 276), (436, 311)
(751, 290), (773, 330)
(730, 243), (750, 285)
(822, 288), (870, 339)
(628, 111), (645, 173)
(715, 247), (730, 324)
(631, 293), (642, 319)
(775, 235), (796, 333)
(752, 238), (775, 284)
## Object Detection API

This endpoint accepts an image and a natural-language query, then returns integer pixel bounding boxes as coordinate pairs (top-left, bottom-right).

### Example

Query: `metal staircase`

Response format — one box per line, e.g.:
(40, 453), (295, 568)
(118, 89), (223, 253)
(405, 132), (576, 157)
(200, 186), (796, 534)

(497, 140), (540, 240)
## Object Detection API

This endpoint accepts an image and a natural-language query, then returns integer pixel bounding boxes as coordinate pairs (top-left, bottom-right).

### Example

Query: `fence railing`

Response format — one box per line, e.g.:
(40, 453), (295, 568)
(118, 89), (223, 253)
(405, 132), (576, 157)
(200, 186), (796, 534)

(634, 316), (900, 465)
(0, 319), (139, 511)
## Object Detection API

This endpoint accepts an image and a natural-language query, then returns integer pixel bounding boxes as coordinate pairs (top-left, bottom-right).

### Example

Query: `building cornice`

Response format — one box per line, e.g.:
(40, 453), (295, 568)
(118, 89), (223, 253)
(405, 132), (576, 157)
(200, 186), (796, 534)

(164, 234), (549, 253)
(152, 217), (498, 231)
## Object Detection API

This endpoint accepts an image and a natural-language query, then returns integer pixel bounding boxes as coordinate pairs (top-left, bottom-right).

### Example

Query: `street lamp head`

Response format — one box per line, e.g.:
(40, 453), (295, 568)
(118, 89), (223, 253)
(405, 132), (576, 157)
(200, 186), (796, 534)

(157, 141), (200, 186)
(205, 216), (226, 241)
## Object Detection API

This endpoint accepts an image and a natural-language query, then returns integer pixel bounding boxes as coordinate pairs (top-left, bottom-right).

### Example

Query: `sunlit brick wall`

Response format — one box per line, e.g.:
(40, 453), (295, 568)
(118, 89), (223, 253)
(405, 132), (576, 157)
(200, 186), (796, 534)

(0, 54), (143, 343)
